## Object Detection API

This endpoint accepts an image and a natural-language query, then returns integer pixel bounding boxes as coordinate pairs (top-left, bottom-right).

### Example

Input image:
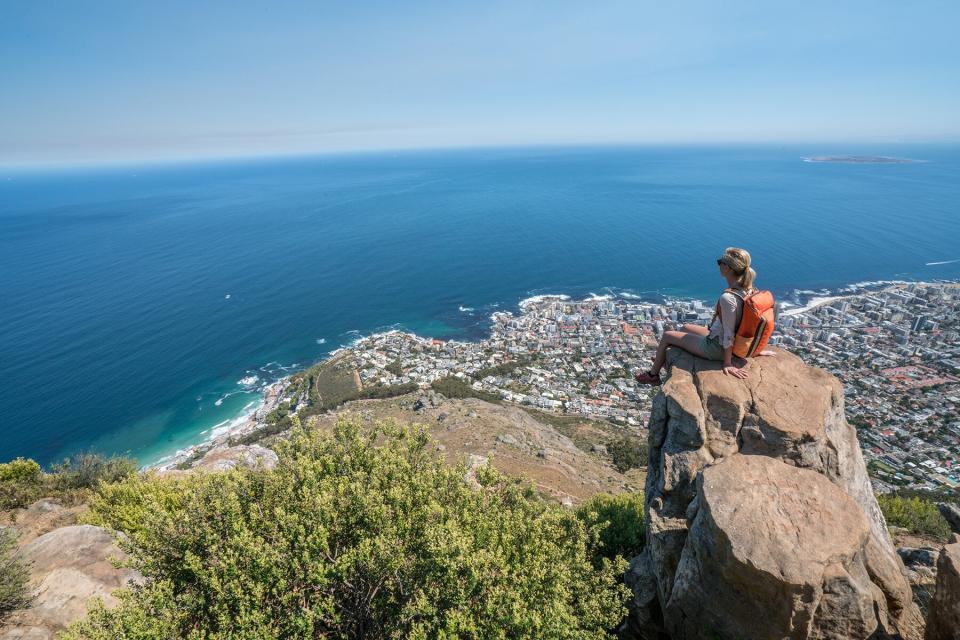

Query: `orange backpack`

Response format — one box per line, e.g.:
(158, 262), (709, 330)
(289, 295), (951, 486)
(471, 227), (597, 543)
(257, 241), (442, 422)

(715, 288), (776, 358)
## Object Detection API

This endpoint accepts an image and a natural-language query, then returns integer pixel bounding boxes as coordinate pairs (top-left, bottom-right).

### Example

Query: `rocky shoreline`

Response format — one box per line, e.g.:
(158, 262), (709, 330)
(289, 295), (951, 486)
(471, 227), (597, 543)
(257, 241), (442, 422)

(146, 278), (958, 477)
(150, 380), (289, 473)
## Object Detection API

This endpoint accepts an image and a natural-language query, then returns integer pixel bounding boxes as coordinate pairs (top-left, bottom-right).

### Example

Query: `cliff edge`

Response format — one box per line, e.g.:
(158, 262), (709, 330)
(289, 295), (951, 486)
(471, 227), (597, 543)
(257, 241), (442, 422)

(625, 347), (924, 640)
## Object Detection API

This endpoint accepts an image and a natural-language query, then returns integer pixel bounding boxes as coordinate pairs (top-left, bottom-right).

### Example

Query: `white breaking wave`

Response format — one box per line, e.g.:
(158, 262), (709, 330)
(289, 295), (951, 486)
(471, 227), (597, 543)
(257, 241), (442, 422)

(148, 391), (268, 470)
(208, 401), (260, 440)
(214, 390), (245, 406)
(316, 338), (326, 344)
(518, 294), (571, 308)
(585, 292), (614, 302)
(237, 375), (260, 387)
(458, 306), (475, 313)
(927, 258), (960, 266)
(847, 279), (908, 289)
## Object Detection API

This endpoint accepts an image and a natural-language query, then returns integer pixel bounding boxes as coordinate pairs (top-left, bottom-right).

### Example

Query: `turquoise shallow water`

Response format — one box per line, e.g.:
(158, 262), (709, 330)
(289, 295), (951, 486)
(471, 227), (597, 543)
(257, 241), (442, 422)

(2, 144), (959, 466)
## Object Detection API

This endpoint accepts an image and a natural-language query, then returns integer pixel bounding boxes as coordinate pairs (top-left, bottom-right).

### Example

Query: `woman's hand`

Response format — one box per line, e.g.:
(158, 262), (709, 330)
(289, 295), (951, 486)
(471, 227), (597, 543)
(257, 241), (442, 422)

(723, 364), (748, 379)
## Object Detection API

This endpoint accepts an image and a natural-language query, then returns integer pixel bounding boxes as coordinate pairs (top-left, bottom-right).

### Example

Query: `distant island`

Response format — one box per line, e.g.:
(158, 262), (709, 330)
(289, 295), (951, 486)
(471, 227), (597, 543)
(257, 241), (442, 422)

(803, 155), (918, 164)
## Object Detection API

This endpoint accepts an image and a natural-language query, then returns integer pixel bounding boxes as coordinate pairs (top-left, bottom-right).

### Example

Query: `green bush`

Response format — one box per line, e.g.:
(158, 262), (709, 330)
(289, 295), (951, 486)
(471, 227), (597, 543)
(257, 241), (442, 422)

(0, 458), (45, 510)
(70, 420), (628, 639)
(607, 437), (648, 473)
(51, 453), (138, 491)
(235, 406), (294, 445)
(472, 358), (533, 380)
(0, 454), (138, 511)
(0, 527), (32, 622)
(386, 359), (403, 376)
(576, 493), (646, 563)
(0, 458), (42, 484)
(878, 493), (952, 541)
(431, 376), (502, 404)
(351, 382), (419, 403)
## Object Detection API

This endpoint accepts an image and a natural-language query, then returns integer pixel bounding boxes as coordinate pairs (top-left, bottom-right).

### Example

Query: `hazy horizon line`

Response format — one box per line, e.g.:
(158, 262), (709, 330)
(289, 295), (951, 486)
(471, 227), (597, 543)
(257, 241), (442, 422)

(4, 137), (960, 173)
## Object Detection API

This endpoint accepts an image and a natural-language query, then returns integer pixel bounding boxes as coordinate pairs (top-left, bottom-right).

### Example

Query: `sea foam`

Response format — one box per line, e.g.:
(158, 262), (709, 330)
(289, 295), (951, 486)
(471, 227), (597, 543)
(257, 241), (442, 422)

(519, 294), (571, 308)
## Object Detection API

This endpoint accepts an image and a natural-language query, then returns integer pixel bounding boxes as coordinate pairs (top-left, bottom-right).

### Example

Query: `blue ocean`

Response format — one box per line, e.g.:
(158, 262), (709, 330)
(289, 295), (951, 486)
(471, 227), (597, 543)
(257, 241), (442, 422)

(3, 145), (960, 467)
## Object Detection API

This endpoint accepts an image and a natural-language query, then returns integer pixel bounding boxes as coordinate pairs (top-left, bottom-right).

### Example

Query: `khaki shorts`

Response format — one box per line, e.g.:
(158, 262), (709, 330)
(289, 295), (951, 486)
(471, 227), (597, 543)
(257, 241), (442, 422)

(699, 335), (726, 361)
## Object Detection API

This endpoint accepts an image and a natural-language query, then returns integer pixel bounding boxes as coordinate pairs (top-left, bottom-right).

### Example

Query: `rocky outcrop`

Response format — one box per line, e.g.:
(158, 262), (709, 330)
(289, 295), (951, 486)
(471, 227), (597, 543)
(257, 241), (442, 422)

(937, 503), (960, 535)
(898, 548), (940, 570)
(925, 538), (960, 640)
(0, 521), (141, 640)
(192, 443), (279, 471)
(626, 348), (923, 639)
(0, 499), (86, 546)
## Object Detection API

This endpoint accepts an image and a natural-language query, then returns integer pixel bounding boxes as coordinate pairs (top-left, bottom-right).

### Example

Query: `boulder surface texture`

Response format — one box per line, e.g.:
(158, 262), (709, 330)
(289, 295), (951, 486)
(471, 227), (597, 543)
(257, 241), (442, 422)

(925, 538), (960, 640)
(937, 503), (960, 535)
(626, 348), (923, 640)
(193, 443), (279, 471)
(1, 521), (141, 639)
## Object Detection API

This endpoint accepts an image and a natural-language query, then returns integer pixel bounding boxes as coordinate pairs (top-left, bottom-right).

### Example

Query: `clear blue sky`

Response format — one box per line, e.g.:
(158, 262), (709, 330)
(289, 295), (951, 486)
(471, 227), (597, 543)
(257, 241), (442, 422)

(2, 0), (958, 165)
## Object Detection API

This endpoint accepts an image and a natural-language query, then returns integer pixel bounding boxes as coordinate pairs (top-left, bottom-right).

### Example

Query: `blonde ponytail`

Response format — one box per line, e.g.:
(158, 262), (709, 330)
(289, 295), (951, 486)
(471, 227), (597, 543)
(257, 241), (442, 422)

(720, 247), (756, 291)
(739, 266), (756, 291)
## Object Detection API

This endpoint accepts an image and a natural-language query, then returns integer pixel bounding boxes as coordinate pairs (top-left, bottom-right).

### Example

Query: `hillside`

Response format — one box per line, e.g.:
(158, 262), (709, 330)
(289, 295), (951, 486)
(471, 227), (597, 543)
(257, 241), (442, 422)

(166, 350), (647, 505)
(299, 392), (645, 504)
(4, 350), (960, 638)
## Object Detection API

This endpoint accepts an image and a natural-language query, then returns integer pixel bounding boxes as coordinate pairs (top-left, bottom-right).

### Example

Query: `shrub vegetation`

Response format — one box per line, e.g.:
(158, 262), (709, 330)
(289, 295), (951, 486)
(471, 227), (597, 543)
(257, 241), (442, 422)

(0, 454), (136, 511)
(67, 420), (629, 639)
(0, 527), (33, 623)
(576, 493), (646, 563)
(386, 359), (403, 376)
(0, 458), (44, 511)
(606, 436), (648, 473)
(50, 453), (138, 491)
(471, 357), (534, 380)
(878, 493), (952, 541)
(430, 376), (502, 404)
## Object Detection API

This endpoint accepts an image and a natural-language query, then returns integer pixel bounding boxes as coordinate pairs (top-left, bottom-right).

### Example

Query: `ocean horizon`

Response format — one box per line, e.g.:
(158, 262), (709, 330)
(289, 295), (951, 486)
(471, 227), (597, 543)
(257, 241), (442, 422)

(3, 144), (960, 467)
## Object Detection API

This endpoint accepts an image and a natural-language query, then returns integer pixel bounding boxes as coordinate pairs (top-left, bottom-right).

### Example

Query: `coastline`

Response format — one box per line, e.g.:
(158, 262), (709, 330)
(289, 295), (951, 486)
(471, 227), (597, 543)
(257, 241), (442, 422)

(148, 381), (288, 472)
(141, 277), (959, 472)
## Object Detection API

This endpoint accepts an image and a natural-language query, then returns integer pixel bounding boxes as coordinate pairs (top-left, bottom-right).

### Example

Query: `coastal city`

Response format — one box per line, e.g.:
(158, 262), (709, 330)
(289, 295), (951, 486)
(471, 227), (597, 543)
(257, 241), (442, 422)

(344, 281), (960, 494)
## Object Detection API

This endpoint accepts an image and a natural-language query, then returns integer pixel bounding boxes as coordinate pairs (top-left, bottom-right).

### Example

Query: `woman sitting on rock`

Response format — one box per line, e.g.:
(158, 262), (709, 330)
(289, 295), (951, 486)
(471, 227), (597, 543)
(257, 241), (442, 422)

(635, 247), (774, 384)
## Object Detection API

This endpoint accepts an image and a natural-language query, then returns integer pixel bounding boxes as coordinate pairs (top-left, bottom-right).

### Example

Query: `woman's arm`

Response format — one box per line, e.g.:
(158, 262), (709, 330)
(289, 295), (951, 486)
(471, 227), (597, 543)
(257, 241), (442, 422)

(717, 293), (748, 378)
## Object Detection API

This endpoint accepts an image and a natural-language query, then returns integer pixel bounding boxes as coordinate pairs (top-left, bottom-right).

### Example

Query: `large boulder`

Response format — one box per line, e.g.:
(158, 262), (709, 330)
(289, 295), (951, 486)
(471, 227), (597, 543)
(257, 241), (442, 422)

(0, 525), (141, 639)
(627, 348), (923, 639)
(937, 503), (960, 535)
(0, 499), (86, 545)
(925, 539), (960, 640)
(193, 443), (278, 471)
(670, 455), (903, 638)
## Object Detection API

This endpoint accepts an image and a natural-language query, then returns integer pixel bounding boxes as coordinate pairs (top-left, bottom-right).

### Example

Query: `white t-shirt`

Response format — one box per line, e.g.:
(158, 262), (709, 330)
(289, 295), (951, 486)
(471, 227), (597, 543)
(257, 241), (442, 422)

(707, 288), (746, 348)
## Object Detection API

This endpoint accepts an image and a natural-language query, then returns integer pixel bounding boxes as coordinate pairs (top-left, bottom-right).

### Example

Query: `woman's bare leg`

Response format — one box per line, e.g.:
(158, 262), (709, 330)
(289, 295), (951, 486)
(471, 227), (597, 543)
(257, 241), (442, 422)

(650, 331), (711, 375)
(680, 324), (709, 336)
